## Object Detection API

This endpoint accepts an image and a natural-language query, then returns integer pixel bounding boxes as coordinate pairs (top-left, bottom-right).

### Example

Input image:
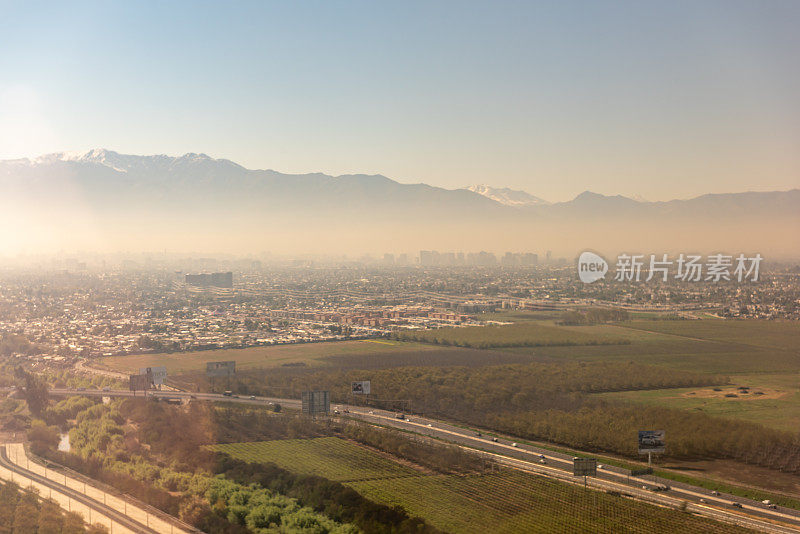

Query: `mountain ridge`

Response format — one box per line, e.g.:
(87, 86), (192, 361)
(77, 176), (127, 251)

(6, 149), (796, 207)
(1, 149), (797, 256)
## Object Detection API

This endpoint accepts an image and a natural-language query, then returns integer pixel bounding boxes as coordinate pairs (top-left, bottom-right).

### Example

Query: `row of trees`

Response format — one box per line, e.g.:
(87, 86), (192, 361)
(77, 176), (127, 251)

(0, 480), (104, 533)
(222, 361), (800, 473)
(43, 398), (441, 534)
(228, 360), (725, 408)
(559, 308), (630, 325)
(391, 322), (629, 349)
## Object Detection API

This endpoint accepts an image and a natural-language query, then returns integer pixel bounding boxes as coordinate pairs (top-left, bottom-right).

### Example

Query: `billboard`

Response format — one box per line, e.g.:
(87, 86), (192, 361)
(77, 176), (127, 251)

(139, 366), (167, 386)
(573, 457), (597, 477)
(638, 430), (666, 454)
(206, 361), (236, 377)
(129, 374), (150, 392)
(351, 380), (371, 395)
(302, 390), (330, 415)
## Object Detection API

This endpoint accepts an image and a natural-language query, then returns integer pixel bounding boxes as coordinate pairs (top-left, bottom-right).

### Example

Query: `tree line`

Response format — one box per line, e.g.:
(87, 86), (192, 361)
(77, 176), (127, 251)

(219, 361), (800, 474)
(0, 480), (105, 533)
(36, 398), (441, 534)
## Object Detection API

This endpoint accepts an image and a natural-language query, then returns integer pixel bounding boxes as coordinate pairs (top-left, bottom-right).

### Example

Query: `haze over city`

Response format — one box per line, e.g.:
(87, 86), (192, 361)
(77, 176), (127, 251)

(3, 4), (800, 534)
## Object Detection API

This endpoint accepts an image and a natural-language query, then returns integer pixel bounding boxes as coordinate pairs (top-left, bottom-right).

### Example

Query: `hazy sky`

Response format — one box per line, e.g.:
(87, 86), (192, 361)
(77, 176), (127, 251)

(1, 1), (799, 201)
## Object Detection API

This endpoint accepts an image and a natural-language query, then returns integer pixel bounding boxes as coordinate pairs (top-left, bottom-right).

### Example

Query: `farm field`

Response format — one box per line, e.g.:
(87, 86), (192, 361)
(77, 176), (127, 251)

(500, 320), (800, 375)
(620, 319), (800, 351)
(211, 436), (419, 482)
(598, 373), (800, 432)
(97, 339), (443, 374)
(213, 439), (752, 533)
(394, 321), (630, 349)
(348, 472), (754, 534)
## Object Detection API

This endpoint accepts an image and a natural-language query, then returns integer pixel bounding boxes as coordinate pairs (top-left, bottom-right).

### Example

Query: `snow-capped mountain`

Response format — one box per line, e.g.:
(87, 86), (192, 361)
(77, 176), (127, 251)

(0, 149), (797, 256)
(466, 185), (550, 207)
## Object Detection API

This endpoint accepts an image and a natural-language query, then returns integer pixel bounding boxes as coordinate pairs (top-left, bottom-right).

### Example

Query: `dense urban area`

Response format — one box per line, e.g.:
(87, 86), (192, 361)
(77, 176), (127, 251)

(0, 252), (797, 365)
(2, 252), (800, 534)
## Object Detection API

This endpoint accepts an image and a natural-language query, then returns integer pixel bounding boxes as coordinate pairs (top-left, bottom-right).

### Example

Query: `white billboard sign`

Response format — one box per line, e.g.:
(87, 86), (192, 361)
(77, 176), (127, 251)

(206, 361), (236, 377)
(638, 430), (666, 454)
(139, 366), (167, 386)
(351, 380), (371, 395)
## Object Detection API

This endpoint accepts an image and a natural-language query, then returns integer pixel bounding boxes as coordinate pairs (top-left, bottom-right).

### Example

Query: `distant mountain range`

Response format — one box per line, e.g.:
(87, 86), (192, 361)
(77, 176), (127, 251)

(1, 149), (797, 256)
(466, 185), (550, 207)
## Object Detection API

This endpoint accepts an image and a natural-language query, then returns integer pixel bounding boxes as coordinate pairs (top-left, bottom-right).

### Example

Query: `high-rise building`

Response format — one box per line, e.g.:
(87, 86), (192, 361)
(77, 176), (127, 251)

(420, 250), (440, 266)
(185, 271), (233, 288)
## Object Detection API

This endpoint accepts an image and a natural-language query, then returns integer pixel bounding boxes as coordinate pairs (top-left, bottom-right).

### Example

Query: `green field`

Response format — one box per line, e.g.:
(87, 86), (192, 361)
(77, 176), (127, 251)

(394, 322), (629, 349)
(535, 320), (800, 430)
(621, 319), (800, 351)
(497, 320), (800, 375)
(211, 437), (418, 482)
(97, 339), (440, 374)
(599, 373), (800, 432)
(349, 471), (754, 534)
(214, 439), (751, 533)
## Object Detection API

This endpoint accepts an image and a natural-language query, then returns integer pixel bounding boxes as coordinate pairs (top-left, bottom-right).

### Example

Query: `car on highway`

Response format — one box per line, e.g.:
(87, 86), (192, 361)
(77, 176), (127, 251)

(396, 413), (406, 420)
(102, 387), (110, 392)
(492, 437), (498, 442)
(711, 491), (720, 496)
(368, 410), (374, 414)
(731, 502), (743, 508)
(249, 395), (256, 400)
(427, 423), (432, 427)
(222, 391), (233, 397)
(476, 432), (482, 437)
(511, 442), (518, 447)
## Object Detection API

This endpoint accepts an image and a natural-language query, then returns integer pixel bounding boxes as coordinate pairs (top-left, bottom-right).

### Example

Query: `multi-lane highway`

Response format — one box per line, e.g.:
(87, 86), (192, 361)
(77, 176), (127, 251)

(41, 387), (800, 533)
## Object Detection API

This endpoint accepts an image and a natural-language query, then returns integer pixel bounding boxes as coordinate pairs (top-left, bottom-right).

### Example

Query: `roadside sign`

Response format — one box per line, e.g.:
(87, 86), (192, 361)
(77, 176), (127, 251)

(638, 430), (666, 454)
(206, 361), (236, 377)
(351, 380), (371, 395)
(139, 366), (167, 386)
(573, 457), (597, 477)
(129, 374), (149, 393)
(302, 390), (330, 415)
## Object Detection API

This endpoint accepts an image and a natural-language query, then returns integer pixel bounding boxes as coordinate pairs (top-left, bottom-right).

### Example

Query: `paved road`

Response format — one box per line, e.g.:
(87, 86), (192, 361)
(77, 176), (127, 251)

(0, 446), (159, 533)
(42, 387), (800, 533)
